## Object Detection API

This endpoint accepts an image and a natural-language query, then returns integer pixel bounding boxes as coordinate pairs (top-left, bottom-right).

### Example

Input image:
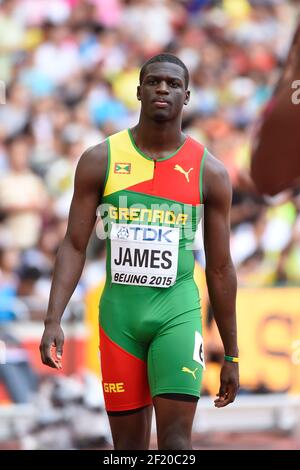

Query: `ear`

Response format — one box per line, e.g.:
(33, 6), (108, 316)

(184, 90), (190, 106)
(137, 85), (141, 101)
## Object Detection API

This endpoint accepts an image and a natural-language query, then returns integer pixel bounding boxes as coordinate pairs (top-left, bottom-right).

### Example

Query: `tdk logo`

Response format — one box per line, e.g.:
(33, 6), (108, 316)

(129, 226), (173, 242)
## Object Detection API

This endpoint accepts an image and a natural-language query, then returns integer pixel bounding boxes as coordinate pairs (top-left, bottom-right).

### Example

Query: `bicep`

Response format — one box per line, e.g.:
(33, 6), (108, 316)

(64, 145), (106, 252)
(66, 180), (99, 252)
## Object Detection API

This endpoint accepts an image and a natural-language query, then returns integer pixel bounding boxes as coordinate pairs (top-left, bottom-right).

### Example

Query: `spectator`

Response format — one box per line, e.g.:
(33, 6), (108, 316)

(0, 135), (48, 249)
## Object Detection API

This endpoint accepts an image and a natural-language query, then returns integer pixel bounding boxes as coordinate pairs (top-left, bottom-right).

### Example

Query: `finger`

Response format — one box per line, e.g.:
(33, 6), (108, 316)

(55, 337), (64, 364)
(51, 345), (62, 369)
(226, 382), (238, 404)
(214, 395), (228, 407)
(217, 380), (227, 400)
(215, 398), (229, 408)
(39, 342), (45, 363)
(215, 384), (237, 408)
(215, 393), (233, 407)
(40, 341), (60, 368)
(39, 340), (50, 365)
(44, 356), (59, 369)
(214, 380), (228, 407)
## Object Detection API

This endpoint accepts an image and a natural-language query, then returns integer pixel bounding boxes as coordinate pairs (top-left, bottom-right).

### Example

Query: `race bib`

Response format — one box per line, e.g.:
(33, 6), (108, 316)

(110, 223), (179, 287)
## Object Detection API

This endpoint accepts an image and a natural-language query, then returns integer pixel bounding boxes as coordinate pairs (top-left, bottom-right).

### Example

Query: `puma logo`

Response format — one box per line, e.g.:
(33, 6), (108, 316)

(181, 366), (198, 380)
(174, 164), (194, 182)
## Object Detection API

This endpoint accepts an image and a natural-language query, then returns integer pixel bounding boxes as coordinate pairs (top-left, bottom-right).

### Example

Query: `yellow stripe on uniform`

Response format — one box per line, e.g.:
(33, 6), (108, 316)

(104, 130), (154, 196)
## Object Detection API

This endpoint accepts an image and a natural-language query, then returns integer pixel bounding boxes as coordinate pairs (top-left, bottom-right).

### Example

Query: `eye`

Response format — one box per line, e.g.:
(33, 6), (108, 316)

(170, 81), (180, 88)
(148, 79), (158, 85)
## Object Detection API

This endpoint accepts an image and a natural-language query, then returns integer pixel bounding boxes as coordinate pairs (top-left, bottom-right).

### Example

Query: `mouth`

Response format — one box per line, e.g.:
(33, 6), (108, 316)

(153, 100), (170, 108)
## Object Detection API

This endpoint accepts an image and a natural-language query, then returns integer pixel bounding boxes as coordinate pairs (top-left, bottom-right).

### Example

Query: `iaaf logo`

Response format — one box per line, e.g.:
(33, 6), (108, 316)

(116, 225), (176, 243)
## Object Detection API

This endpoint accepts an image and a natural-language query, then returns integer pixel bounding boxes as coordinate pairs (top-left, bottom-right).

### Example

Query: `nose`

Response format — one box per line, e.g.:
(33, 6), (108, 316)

(156, 80), (169, 94)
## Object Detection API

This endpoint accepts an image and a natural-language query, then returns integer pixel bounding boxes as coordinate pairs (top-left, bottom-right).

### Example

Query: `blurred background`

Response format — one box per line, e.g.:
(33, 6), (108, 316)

(0, 0), (300, 450)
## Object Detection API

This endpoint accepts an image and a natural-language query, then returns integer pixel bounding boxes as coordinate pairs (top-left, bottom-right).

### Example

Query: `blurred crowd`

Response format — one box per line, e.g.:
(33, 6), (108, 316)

(1, 0), (300, 326)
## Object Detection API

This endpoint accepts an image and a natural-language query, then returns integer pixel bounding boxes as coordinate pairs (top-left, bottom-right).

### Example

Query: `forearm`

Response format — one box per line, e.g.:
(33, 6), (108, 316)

(45, 237), (86, 325)
(205, 262), (238, 356)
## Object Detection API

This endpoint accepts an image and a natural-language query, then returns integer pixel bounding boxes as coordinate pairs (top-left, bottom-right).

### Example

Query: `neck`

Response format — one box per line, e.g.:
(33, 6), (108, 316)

(133, 115), (183, 150)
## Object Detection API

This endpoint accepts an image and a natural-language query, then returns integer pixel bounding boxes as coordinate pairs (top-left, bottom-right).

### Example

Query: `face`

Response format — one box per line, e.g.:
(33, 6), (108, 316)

(9, 139), (30, 172)
(137, 62), (190, 122)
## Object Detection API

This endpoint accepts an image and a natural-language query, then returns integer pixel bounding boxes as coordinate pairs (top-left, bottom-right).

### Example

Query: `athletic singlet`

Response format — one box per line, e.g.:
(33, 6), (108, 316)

(100, 128), (206, 286)
(98, 128), (207, 412)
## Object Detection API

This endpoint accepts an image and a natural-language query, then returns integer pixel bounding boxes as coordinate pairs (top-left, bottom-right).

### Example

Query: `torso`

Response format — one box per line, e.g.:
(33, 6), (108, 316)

(99, 128), (207, 289)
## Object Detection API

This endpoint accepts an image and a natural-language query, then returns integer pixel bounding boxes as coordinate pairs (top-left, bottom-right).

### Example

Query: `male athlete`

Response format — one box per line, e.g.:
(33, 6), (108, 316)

(40, 54), (239, 450)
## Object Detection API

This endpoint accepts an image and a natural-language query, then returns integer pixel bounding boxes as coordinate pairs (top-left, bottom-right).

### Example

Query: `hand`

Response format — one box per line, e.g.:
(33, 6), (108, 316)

(214, 361), (239, 408)
(40, 321), (64, 369)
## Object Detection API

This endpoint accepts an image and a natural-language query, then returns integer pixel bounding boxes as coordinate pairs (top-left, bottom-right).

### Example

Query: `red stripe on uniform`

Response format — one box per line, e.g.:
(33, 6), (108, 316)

(126, 137), (205, 205)
(99, 327), (152, 411)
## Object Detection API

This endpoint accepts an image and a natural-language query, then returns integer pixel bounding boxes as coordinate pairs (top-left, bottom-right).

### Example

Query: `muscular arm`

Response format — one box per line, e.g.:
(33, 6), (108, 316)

(203, 152), (239, 406)
(251, 21), (300, 195)
(40, 142), (107, 368)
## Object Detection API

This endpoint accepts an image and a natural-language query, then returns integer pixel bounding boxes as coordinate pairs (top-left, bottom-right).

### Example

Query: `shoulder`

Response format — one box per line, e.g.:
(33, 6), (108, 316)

(77, 140), (108, 172)
(203, 150), (232, 205)
(75, 140), (108, 188)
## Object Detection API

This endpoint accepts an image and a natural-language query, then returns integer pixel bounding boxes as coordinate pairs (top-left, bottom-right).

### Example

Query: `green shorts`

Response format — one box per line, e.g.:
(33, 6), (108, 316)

(99, 277), (204, 412)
